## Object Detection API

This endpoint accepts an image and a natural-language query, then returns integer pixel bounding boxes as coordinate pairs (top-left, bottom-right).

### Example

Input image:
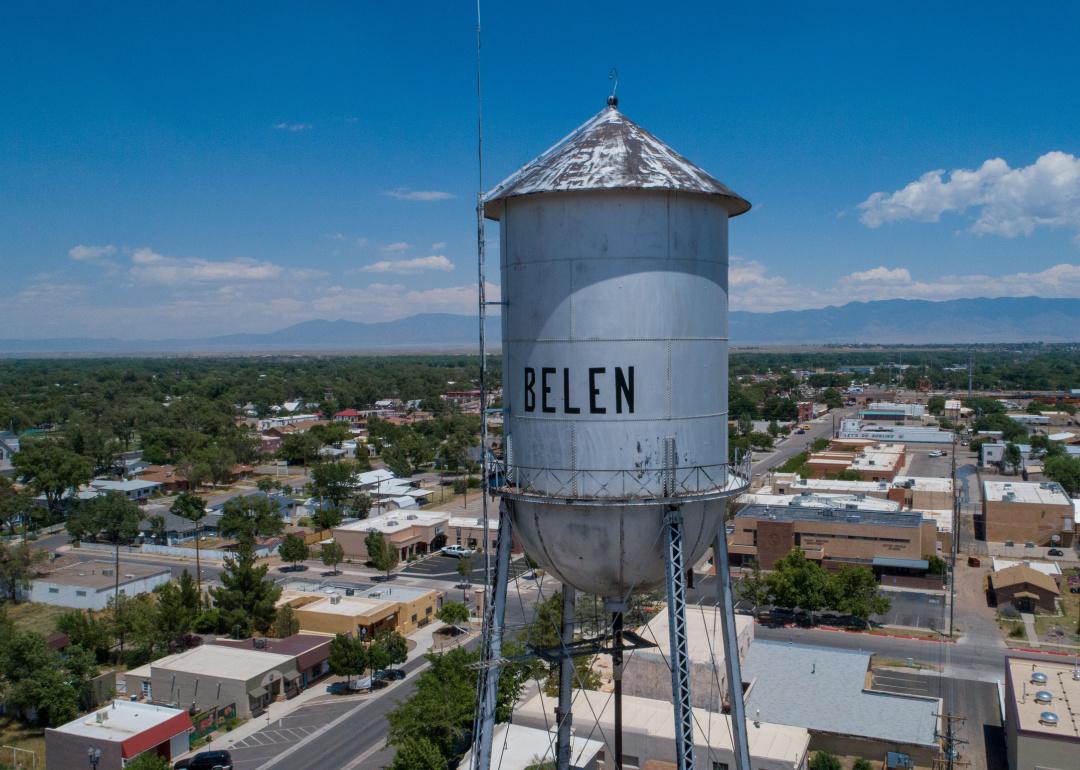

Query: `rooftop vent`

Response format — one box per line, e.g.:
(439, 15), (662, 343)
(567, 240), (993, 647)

(329, 595), (341, 605)
(1034, 690), (1053, 704)
(406, 514), (418, 520)
(1038, 711), (1059, 726)
(1031, 672), (1048, 685)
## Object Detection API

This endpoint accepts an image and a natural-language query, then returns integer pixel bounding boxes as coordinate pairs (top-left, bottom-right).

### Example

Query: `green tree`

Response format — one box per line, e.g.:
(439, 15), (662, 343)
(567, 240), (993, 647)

(926, 554), (948, 576)
(437, 600), (470, 633)
(374, 629), (408, 671)
(1003, 442), (1023, 475)
(272, 603), (300, 638)
(177, 569), (201, 613)
(147, 514), (167, 545)
(328, 632), (368, 687)
(210, 543), (282, 637)
(13, 443), (93, 518)
(279, 433), (322, 465)
(382, 447), (413, 478)
(309, 421), (353, 446)
(927, 395), (946, 415)
(852, 759), (873, 770)
(827, 566), (890, 624)
(346, 491), (372, 519)
(0, 540), (46, 603)
(388, 737), (448, 770)
(809, 751), (842, 770)
(310, 461), (358, 509)
(57, 609), (113, 663)
(278, 534), (310, 570)
(0, 482), (38, 540)
(456, 555), (474, 585)
(219, 494), (284, 546)
(736, 566), (771, 607)
(366, 530), (400, 579)
(312, 505), (344, 532)
(822, 388), (843, 410)
(765, 548), (829, 617)
(321, 541), (344, 575)
(810, 437), (830, 452)
(171, 492), (207, 592)
(1044, 455), (1080, 495)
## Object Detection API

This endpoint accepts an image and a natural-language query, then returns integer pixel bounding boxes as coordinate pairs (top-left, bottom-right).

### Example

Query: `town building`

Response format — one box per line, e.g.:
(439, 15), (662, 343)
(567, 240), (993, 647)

(0, 431), (20, 477)
(988, 565), (1060, 613)
(206, 633), (332, 689)
(515, 689), (810, 770)
(838, 419), (953, 444)
(124, 641), (307, 719)
(45, 700), (192, 770)
(622, 606), (754, 711)
(279, 580), (442, 637)
(979, 442), (1033, 469)
(806, 442), (906, 481)
(30, 559), (172, 609)
(861, 402), (927, 421)
(981, 481), (1075, 546)
(743, 641), (941, 767)
(729, 503), (938, 572)
(88, 478), (162, 502)
(991, 558), (1062, 579)
(1003, 657), (1080, 770)
(333, 510), (499, 562)
(134, 464), (191, 492)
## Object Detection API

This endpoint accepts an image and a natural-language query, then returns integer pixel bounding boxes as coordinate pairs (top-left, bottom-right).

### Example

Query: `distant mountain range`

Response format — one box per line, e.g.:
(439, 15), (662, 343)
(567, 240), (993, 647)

(1, 297), (1077, 355)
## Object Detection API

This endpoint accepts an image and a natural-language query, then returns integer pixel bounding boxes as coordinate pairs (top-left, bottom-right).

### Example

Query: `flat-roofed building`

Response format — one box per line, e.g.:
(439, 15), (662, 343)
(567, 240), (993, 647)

(982, 481), (1075, 546)
(744, 641), (941, 768)
(805, 443), (906, 482)
(730, 504), (937, 572)
(279, 581), (442, 637)
(89, 478), (162, 502)
(1003, 657), (1080, 770)
(124, 644), (299, 719)
(515, 689), (810, 770)
(30, 559), (171, 609)
(206, 633), (332, 689)
(45, 700), (192, 770)
(839, 419), (953, 444)
(333, 510), (500, 562)
(622, 606), (754, 711)
(988, 565), (1060, 613)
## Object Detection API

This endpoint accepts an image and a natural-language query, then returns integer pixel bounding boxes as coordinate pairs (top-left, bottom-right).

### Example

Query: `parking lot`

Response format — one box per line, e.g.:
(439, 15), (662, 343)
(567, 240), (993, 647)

(904, 445), (956, 478)
(227, 699), (359, 770)
(400, 554), (533, 583)
(872, 589), (947, 631)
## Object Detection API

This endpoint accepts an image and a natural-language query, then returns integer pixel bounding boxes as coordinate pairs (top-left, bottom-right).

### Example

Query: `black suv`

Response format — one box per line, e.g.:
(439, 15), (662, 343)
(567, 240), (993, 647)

(174, 750), (233, 770)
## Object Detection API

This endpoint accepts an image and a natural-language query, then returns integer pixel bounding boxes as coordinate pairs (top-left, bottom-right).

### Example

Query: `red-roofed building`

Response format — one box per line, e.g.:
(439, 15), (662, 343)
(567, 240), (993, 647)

(334, 408), (362, 422)
(46, 700), (192, 770)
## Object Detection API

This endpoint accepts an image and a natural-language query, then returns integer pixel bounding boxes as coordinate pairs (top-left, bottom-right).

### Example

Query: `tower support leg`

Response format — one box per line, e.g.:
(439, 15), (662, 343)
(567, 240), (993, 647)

(714, 515), (752, 770)
(663, 505), (696, 770)
(555, 585), (576, 770)
(470, 501), (514, 770)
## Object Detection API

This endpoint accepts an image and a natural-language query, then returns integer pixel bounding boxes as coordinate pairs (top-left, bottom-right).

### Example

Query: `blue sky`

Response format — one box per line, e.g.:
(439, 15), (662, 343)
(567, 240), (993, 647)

(2, 2), (1079, 338)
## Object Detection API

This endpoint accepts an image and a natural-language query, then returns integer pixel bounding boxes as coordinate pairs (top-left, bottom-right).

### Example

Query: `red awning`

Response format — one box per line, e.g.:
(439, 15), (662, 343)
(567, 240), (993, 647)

(120, 711), (193, 758)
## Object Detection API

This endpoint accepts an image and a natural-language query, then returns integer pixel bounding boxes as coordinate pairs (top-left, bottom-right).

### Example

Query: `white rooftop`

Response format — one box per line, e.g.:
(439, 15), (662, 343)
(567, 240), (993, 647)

(992, 558), (1063, 578)
(89, 479), (162, 492)
(151, 644), (293, 680)
(636, 605), (753, 664)
(458, 723), (604, 770)
(49, 699), (187, 742)
(741, 492), (901, 512)
(983, 480), (1072, 506)
(892, 476), (954, 492)
(337, 510), (447, 534)
(447, 515), (501, 530)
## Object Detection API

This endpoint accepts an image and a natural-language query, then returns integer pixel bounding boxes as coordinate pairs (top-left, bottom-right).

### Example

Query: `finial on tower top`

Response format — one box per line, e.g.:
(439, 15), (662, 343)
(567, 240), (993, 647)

(607, 67), (618, 109)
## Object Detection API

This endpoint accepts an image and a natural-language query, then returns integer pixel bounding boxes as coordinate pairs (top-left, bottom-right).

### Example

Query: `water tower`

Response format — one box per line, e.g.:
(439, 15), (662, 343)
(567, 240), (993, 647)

(472, 97), (752, 770)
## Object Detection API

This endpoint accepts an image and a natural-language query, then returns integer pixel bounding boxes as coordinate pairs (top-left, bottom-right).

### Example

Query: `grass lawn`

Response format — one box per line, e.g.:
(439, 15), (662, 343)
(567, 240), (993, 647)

(1033, 571), (1080, 645)
(4, 602), (69, 636)
(0, 715), (45, 769)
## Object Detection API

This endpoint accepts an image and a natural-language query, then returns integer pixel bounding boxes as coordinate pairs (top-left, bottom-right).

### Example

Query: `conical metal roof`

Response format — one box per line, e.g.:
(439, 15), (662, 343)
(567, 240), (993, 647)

(483, 103), (750, 219)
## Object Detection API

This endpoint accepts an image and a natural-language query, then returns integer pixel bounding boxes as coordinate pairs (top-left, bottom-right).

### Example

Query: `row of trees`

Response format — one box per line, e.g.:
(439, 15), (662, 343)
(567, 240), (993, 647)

(739, 549), (891, 623)
(327, 628), (409, 686)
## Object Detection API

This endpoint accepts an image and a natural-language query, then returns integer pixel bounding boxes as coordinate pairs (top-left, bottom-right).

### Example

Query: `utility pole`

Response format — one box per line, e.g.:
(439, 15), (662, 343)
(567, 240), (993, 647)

(949, 429), (958, 637)
(933, 712), (969, 770)
(968, 352), (974, 399)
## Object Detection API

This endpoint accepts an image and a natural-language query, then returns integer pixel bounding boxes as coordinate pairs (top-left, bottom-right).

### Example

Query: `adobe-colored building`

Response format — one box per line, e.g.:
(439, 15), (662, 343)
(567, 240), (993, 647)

(279, 582), (443, 637)
(982, 481), (1075, 546)
(989, 565), (1060, 613)
(1003, 658), (1080, 770)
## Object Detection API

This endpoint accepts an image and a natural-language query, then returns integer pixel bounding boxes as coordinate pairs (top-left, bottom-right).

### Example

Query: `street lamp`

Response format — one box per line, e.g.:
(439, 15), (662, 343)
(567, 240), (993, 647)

(87, 747), (102, 770)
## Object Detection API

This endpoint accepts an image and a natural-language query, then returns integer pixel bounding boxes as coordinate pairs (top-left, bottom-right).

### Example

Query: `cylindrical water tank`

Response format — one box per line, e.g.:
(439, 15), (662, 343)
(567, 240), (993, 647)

(485, 103), (750, 600)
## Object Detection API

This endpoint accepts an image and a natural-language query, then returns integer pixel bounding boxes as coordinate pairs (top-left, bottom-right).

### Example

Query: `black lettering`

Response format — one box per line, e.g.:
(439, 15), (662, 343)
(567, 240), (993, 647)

(541, 367), (556, 413)
(588, 367), (607, 414)
(562, 368), (580, 414)
(616, 366), (634, 414)
(524, 368), (536, 412)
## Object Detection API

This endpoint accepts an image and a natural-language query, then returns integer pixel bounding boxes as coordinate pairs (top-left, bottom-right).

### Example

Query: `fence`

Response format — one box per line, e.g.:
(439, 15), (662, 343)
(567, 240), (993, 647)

(77, 542), (273, 560)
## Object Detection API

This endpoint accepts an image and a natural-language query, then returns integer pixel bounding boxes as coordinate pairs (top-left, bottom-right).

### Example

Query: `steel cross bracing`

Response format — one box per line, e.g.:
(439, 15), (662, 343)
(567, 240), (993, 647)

(663, 505), (697, 770)
(470, 502), (514, 770)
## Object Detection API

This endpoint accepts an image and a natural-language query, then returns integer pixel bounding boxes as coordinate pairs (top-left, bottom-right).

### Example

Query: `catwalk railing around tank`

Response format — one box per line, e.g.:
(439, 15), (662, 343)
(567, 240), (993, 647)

(489, 451), (752, 506)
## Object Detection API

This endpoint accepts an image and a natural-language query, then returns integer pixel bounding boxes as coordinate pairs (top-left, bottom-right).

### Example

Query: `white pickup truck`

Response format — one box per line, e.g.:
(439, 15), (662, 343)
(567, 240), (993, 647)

(441, 545), (476, 558)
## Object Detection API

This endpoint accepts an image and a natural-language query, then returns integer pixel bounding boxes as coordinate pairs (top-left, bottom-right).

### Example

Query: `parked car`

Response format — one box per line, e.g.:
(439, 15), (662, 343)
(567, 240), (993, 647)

(928, 450), (944, 458)
(175, 750), (233, 770)
(1047, 548), (1064, 557)
(1070, 586), (1080, 595)
(441, 545), (476, 558)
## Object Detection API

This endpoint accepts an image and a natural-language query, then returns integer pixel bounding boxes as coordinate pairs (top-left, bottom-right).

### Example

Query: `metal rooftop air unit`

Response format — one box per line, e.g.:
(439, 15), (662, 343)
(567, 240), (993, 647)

(1031, 671), (1049, 685)
(1039, 711), (1059, 726)
(1035, 690), (1053, 704)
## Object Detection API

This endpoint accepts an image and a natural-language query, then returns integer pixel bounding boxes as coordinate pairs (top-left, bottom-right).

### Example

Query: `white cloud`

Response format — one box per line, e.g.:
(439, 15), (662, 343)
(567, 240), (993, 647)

(129, 247), (285, 284)
(728, 257), (1080, 312)
(359, 255), (454, 274)
(311, 282), (497, 319)
(858, 151), (1080, 240)
(431, 241), (448, 250)
(325, 232), (345, 241)
(382, 241), (410, 252)
(274, 122), (313, 132)
(68, 244), (116, 260)
(385, 188), (455, 201)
